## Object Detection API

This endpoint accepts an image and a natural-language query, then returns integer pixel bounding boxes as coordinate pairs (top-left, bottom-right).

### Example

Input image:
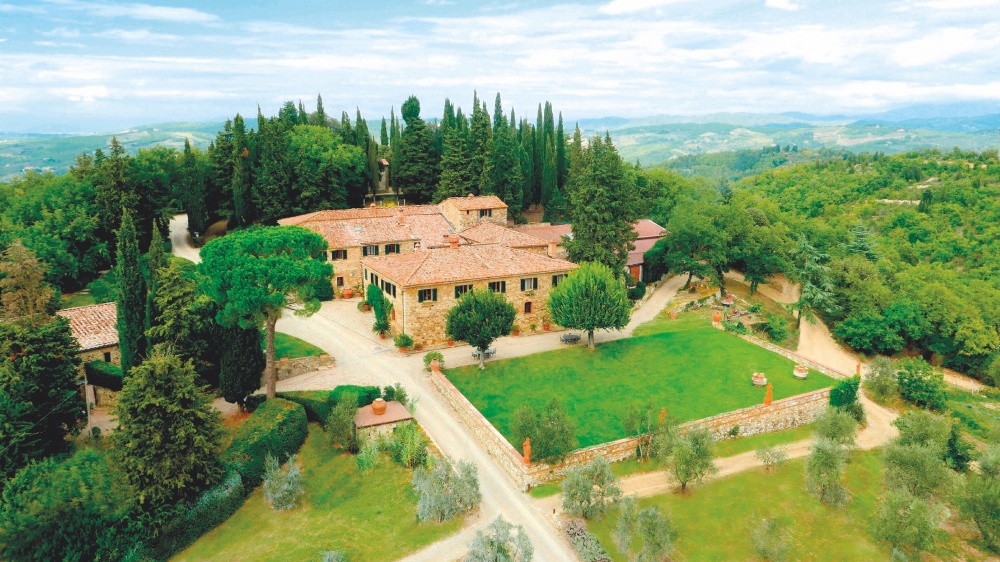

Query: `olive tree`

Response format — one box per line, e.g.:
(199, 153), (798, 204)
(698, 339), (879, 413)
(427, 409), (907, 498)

(561, 456), (622, 520)
(548, 261), (632, 348)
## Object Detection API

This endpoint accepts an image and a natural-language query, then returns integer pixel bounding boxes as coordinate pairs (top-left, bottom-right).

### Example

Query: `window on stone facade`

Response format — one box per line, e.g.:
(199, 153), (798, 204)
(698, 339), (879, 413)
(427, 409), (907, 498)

(418, 288), (438, 302)
(330, 249), (347, 260)
(385, 243), (400, 254)
(103, 351), (112, 362)
(454, 284), (472, 298)
(520, 277), (538, 291)
(336, 276), (344, 287)
(524, 302), (532, 314)
(381, 280), (397, 298)
(370, 272), (379, 286)
(478, 209), (493, 218)
(552, 274), (567, 287)
(488, 280), (506, 293)
(363, 245), (379, 256)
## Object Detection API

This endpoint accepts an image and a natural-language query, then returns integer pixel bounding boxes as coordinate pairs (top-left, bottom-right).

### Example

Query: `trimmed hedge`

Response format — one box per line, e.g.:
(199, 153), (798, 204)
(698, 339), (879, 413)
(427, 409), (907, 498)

(224, 398), (308, 489)
(277, 386), (381, 425)
(145, 469), (247, 560)
(84, 360), (123, 391)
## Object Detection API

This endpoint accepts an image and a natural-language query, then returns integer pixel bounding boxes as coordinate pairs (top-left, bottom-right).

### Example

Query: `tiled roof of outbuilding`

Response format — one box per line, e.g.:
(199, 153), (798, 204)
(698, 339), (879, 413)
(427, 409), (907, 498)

(363, 244), (576, 287)
(57, 302), (118, 352)
(459, 222), (549, 249)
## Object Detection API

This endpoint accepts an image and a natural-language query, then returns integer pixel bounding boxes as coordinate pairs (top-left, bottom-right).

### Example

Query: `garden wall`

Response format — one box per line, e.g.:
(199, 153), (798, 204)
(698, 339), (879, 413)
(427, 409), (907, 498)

(717, 326), (850, 380)
(274, 355), (336, 381)
(429, 364), (831, 490)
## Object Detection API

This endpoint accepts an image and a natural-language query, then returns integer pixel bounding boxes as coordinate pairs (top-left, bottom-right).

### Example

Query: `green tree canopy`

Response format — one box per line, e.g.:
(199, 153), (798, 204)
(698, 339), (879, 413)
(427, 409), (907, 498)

(115, 210), (148, 376)
(445, 289), (516, 369)
(198, 226), (332, 397)
(395, 96), (440, 203)
(110, 350), (223, 508)
(547, 261), (631, 348)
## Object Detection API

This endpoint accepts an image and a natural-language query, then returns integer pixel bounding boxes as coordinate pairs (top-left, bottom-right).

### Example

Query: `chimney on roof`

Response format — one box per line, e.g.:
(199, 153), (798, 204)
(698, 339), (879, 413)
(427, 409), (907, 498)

(449, 235), (460, 249)
(467, 193), (474, 198)
(548, 240), (559, 258)
(369, 202), (376, 208)
(396, 208), (404, 226)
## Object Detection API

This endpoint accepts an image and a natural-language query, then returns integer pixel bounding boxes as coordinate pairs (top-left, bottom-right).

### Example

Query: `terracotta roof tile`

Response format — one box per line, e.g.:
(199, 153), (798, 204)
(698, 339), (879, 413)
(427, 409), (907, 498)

(355, 400), (413, 428)
(292, 214), (456, 249)
(363, 244), (576, 287)
(278, 205), (440, 226)
(634, 219), (667, 239)
(459, 222), (549, 249)
(628, 237), (661, 266)
(513, 223), (572, 244)
(440, 194), (508, 211)
(57, 302), (118, 352)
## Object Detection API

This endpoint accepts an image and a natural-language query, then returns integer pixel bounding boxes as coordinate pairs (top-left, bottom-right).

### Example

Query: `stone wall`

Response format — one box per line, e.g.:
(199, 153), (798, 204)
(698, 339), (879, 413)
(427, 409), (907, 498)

(439, 201), (508, 231)
(387, 272), (569, 347)
(330, 241), (419, 296)
(273, 355), (336, 381)
(78, 345), (120, 372)
(428, 365), (831, 490)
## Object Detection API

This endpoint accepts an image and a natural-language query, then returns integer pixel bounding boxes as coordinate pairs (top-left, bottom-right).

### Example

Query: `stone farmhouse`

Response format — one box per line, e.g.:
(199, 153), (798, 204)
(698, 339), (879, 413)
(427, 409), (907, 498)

(57, 302), (120, 368)
(516, 219), (667, 282)
(279, 194), (510, 293)
(362, 239), (576, 347)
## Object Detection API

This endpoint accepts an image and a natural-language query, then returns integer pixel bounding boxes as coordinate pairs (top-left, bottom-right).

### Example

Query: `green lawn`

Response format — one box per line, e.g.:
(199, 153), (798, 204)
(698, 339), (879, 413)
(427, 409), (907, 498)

(176, 425), (461, 562)
(587, 450), (974, 561)
(447, 316), (834, 448)
(273, 332), (326, 359)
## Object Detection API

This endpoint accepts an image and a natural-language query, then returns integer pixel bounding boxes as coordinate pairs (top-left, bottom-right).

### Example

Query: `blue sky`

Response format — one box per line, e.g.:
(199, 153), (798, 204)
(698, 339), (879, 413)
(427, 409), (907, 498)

(2, 0), (1000, 133)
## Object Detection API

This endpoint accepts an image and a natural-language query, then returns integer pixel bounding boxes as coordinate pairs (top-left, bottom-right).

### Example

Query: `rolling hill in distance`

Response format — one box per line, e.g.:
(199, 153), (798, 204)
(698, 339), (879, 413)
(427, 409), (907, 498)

(3, 102), (1000, 180)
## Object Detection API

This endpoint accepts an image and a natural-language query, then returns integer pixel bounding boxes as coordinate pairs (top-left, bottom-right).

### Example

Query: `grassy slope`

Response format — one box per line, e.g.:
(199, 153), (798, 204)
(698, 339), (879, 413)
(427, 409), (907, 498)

(448, 316), (833, 448)
(273, 332), (326, 360)
(176, 425), (461, 562)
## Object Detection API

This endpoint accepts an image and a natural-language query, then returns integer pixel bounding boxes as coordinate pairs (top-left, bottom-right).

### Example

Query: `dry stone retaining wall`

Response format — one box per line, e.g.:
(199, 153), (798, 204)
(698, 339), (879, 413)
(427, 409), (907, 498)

(429, 366), (832, 490)
(274, 355), (336, 381)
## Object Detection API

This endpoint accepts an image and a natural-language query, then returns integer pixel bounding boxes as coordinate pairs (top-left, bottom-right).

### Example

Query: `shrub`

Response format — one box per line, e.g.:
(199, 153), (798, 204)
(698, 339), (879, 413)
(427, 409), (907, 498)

(423, 351), (445, 371)
(561, 456), (622, 520)
(564, 518), (612, 562)
(389, 423), (428, 468)
(382, 383), (409, 406)
(394, 333), (413, 348)
(311, 276), (334, 301)
(412, 457), (481, 524)
(864, 356), (900, 403)
(224, 398), (309, 488)
(357, 299), (369, 312)
(145, 469), (247, 559)
(883, 443), (954, 501)
(263, 453), (304, 511)
(466, 515), (533, 562)
(277, 386), (380, 425)
(327, 391), (359, 453)
(84, 360), (124, 391)
(750, 517), (791, 562)
(627, 282), (646, 301)
(805, 439), (849, 507)
(759, 313), (789, 342)
(813, 407), (858, 448)
(960, 446), (1000, 551)
(829, 375), (860, 409)
(612, 496), (673, 562)
(748, 302), (763, 314)
(356, 437), (381, 475)
(245, 394), (266, 412)
(892, 410), (950, 454)
(512, 399), (577, 464)
(897, 358), (947, 411)
(755, 445), (789, 472)
(722, 320), (748, 334)
(871, 488), (945, 553)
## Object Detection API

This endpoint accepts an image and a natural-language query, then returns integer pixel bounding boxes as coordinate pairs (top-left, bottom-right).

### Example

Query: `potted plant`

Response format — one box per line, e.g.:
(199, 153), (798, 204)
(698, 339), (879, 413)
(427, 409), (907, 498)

(394, 333), (413, 353)
(529, 323), (537, 332)
(357, 299), (369, 312)
(341, 287), (354, 299)
(540, 313), (551, 332)
(413, 342), (423, 351)
(512, 322), (521, 337)
(373, 318), (390, 339)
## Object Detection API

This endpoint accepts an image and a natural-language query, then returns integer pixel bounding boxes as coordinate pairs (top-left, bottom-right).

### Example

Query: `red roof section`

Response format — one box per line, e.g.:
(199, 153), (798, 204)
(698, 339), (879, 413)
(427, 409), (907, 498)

(355, 400), (414, 428)
(57, 302), (118, 352)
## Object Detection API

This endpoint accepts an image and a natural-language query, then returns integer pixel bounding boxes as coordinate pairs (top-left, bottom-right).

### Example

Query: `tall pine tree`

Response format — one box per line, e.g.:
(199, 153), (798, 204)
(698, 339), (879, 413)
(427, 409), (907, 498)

(437, 113), (475, 201)
(395, 96), (440, 203)
(556, 113), (567, 188)
(541, 138), (558, 218)
(115, 210), (147, 377)
(315, 94), (327, 127)
(230, 114), (252, 228)
(467, 95), (492, 195)
(481, 93), (523, 217)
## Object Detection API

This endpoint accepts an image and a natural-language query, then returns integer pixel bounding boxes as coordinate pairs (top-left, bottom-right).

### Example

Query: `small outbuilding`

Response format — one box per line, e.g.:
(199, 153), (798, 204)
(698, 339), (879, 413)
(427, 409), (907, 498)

(355, 398), (414, 440)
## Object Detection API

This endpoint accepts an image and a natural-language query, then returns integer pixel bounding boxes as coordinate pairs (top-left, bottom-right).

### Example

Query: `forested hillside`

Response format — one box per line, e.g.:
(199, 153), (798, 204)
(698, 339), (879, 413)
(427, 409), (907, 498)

(646, 148), (1000, 381)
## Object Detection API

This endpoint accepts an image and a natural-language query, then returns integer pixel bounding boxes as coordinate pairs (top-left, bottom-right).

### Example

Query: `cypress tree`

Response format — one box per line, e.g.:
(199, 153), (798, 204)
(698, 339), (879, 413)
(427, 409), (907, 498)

(437, 120), (475, 201)
(315, 94), (327, 127)
(231, 114), (252, 228)
(219, 324), (265, 410)
(182, 138), (207, 238)
(380, 117), (389, 147)
(144, 226), (167, 346)
(543, 102), (555, 144)
(395, 95), (440, 203)
(541, 138), (557, 213)
(518, 121), (534, 212)
(340, 111), (354, 145)
(298, 100), (308, 125)
(389, 107), (401, 194)
(95, 137), (133, 256)
(481, 94), (523, 216)
(556, 112), (567, 188)
(116, 210), (147, 377)
(467, 98), (493, 195)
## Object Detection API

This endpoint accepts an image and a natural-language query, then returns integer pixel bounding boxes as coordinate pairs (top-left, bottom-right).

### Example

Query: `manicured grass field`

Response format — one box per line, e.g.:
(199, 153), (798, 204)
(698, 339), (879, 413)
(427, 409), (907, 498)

(447, 316), (834, 448)
(176, 425), (461, 562)
(273, 332), (326, 359)
(588, 450), (975, 561)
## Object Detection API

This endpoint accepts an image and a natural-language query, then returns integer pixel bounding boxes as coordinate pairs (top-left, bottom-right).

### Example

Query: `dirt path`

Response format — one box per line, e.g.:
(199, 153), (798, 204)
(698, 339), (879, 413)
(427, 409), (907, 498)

(723, 269), (799, 304)
(168, 214), (202, 263)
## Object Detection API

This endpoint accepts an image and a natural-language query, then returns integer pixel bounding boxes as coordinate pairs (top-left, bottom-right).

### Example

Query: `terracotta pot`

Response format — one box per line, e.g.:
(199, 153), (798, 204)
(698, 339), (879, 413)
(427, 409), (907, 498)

(363, 304), (371, 311)
(669, 312), (678, 319)
(399, 347), (408, 353)
(379, 333), (386, 340)
(447, 340), (454, 347)
(430, 358), (440, 371)
(512, 330), (520, 337)
(713, 311), (723, 323)
(341, 287), (354, 299)
(372, 398), (387, 415)
(543, 325), (550, 332)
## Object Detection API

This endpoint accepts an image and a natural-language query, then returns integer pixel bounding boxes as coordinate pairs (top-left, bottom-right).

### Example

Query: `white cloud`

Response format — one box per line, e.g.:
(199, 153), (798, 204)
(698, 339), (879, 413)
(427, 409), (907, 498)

(916, 0), (1000, 8)
(891, 26), (1000, 66)
(95, 29), (180, 42)
(41, 0), (218, 23)
(765, 0), (799, 10)
(52, 84), (111, 103)
(598, 0), (692, 15)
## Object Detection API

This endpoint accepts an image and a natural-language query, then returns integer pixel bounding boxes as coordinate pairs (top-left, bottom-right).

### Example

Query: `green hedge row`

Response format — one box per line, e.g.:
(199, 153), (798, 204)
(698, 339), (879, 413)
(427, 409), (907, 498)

(84, 360), (123, 391)
(145, 469), (247, 559)
(277, 385), (381, 425)
(224, 398), (308, 489)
